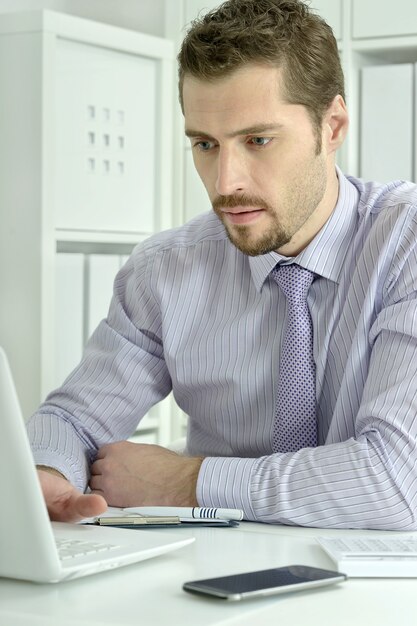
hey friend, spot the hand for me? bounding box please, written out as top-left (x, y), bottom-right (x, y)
top-left (37, 468), bottom-right (107, 523)
top-left (89, 442), bottom-right (203, 508)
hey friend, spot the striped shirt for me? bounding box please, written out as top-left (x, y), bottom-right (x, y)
top-left (28, 168), bottom-right (417, 529)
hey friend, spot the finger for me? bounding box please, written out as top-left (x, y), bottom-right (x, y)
top-left (39, 472), bottom-right (107, 522)
top-left (90, 459), bottom-right (105, 475)
top-left (53, 492), bottom-right (107, 523)
top-left (75, 493), bottom-right (107, 519)
top-left (88, 474), bottom-right (103, 492)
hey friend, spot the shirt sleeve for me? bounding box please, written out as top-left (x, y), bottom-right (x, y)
top-left (27, 245), bottom-right (172, 491)
top-left (197, 262), bottom-right (417, 531)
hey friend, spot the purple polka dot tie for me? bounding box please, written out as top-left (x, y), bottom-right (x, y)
top-left (271, 264), bottom-right (317, 453)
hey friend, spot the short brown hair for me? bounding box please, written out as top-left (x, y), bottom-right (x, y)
top-left (178, 0), bottom-right (345, 145)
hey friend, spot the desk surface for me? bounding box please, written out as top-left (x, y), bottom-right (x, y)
top-left (1, 522), bottom-right (415, 626)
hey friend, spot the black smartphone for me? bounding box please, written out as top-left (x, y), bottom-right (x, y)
top-left (183, 565), bottom-right (346, 601)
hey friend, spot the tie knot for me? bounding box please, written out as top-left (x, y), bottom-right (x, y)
top-left (271, 264), bottom-right (315, 306)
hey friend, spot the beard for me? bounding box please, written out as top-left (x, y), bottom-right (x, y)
top-left (211, 153), bottom-right (327, 257)
top-left (221, 211), bottom-right (293, 256)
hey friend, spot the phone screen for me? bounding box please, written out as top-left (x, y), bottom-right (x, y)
top-left (183, 565), bottom-right (346, 600)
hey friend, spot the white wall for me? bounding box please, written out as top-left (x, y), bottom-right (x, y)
top-left (0, 0), bottom-right (166, 36)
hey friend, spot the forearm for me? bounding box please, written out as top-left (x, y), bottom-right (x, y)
top-left (27, 316), bottom-right (172, 493)
top-left (197, 436), bottom-right (417, 530)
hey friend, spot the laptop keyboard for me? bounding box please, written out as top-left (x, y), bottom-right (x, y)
top-left (57, 538), bottom-right (120, 561)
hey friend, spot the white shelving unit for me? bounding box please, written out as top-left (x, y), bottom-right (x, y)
top-left (0, 10), bottom-right (175, 444)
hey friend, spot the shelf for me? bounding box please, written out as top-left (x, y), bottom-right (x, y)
top-left (352, 36), bottom-right (417, 53)
top-left (55, 229), bottom-right (147, 246)
top-left (0, 10), bottom-right (173, 60)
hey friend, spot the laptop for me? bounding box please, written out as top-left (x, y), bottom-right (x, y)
top-left (0, 347), bottom-right (194, 583)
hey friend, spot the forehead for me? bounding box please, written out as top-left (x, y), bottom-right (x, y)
top-left (183, 64), bottom-right (281, 112)
top-left (182, 64), bottom-right (306, 133)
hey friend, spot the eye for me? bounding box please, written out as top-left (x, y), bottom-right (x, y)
top-left (193, 140), bottom-right (216, 152)
top-left (249, 137), bottom-right (272, 147)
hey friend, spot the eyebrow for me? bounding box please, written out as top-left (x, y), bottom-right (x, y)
top-left (184, 123), bottom-right (284, 140)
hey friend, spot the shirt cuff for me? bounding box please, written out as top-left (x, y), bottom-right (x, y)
top-left (26, 413), bottom-right (90, 492)
top-left (196, 456), bottom-right (258, 520)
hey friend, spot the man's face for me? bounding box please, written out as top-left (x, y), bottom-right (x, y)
top-left (183, 64), bottom-right (341, 257)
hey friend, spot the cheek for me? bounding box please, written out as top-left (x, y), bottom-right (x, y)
top-left (192, 156), bottom-right (217, 195)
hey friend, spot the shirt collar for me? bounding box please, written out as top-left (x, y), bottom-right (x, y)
top-left (249, 167), bottom-right (360, 292)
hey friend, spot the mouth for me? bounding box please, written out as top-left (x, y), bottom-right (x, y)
top-left (221, 206), bottom-right (266, 225)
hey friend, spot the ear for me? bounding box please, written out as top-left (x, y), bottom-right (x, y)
top-left (322, 95), bottom-right (349, 155)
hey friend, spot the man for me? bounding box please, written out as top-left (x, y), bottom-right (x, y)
top-left (29, 0), bottom-right (417, 529)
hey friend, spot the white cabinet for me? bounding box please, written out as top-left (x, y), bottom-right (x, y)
top-left (55, 39), bottom-right (158, 234)
top-left (348, 3), bottom-right (417, 181)
top-left (353, 0), bottom-right (417, 39)
top-left (359, 63), bottom-right (415, 182)
top-left (0, 10), bottom-right (175, 444)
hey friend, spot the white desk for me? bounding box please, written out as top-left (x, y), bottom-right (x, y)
top-left (0, 522), bottom-right (415, 626)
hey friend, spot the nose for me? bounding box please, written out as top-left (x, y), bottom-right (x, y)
top-left (215, 146), bottom-right (247, 196)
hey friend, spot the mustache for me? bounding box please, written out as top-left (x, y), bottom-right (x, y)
top-left (212, 194), bottom-right (270, 211)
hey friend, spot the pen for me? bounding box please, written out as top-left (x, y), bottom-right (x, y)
top-left (94, 515), bottom-right (180, 526)
top-left (123, 506), bottom-right (244, 521)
